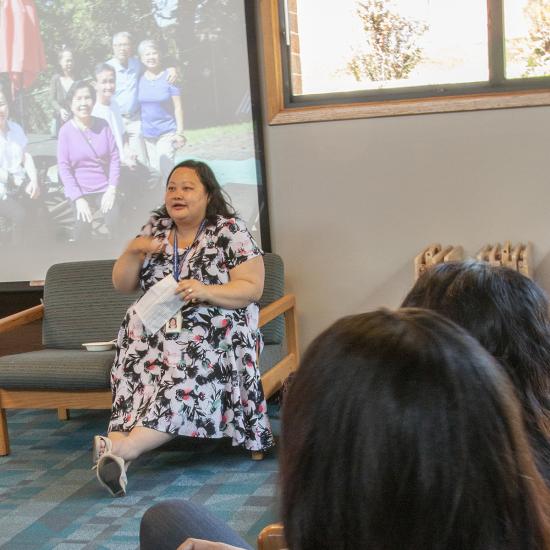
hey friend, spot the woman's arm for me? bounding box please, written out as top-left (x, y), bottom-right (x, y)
top-left (23, 152), bottom-right (39, 198)
top-left (56, 126), bottom-right (82, 201)
top-left (171, 94), bottom-right (186, 148)
top-left (172, 95), bottom-right (184, 135)
top-left (112, 236), bottom-right (164, 292)
top-left (175, 256), bottom-right (264, 309)
top-left (104, 122), bottom-right (120, 187)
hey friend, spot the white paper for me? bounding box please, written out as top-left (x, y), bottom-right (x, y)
top-left (134, 276), bottom-right (184, 334)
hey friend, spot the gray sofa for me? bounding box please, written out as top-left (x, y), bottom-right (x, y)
top-left (0, 253), bottom-right (298, 455)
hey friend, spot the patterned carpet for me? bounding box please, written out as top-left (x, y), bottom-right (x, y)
top-left (0, 409), bottom-right (280, 550)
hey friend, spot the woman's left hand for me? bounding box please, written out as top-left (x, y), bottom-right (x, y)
top-left (175, 279), bottom-right (210, 304)
top-left (101, 185), bottom-right (116, 213)
top-left (25, 179), bottom-right (40, 199)
top-left (166, 66), bottom-right (179, 84)
top-left (172, 133), bottom-right (186, 150)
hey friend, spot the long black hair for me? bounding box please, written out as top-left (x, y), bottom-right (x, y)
top-left (155, 159), bottom-right (236, 222)
top-left (281, 308), bottom-right (550, 550)
top-left (402, 260), bottom-right (550, 483)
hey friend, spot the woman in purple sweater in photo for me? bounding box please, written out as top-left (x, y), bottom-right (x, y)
top-left (57, 81), bottom-right (120, 241)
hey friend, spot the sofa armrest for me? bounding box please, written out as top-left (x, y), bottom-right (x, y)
top-left (0, 304), bottom-right (44, 334)
top-left (259, 293), bottom-right (299, 370)
top-left (259, 294), bottom-right (295, 327)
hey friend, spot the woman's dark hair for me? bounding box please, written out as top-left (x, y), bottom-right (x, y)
top-left (156, 159), bottom-right (236, 221)
top-left (66, 80), bottom-right (96, 109)
top-left (281, 308), bottom-right (550, 550)
top-left (402, 260), bottom-right (550, 482)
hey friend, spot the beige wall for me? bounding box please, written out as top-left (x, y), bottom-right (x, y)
top-left (262, 106), bottom-right (550, 348)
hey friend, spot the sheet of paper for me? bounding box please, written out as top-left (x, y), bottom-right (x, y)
top-left (134, 276), bottom-right (184, 335)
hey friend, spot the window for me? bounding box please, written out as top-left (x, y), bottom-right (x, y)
top-left (258, 0), bottom-right (550, 124)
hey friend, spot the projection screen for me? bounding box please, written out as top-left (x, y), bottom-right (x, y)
top-left (0, 0), bottom-right (268, 283)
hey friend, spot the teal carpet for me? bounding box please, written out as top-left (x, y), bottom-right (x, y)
top-left (0, 409), bottom-right (280, 549)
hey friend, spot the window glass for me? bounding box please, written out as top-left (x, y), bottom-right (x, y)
top-left (504, 0), bottom-right (550, 79)
top-left (291, 0), bottom-right (488, 96)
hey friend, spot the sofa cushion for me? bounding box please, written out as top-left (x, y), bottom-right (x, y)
top-left (0, 350), bottom-right (114, 390)
top-left (43, 260), bottom-right (139, 349)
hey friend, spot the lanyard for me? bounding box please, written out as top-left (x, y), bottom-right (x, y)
top-left (172, 220), bottom-right (206, 281)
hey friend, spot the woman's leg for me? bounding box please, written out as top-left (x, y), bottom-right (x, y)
top-left (108, 426), bottom-right (175, 462)
top-left (140, 500), bottom-right (253, 550)
top-left (156, 133), bottom-right (176, 183)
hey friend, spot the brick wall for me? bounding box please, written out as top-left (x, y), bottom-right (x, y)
top-left (287, 0), bottom-right (303, 95)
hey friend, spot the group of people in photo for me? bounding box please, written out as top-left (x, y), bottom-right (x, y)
top-left (1, 31), bottom-right (185, 243)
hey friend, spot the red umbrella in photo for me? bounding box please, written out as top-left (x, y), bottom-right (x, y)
top-left (0, 0), bottom-right (46, 96)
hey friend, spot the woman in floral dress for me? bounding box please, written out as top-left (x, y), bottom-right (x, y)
top-left (94, 159), bottom-right (273, 497)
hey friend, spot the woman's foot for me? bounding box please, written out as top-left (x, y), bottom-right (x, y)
top-left (96, 453), bottom-right (127, 497)
top-left (92, 435), bottom-right (112, 467)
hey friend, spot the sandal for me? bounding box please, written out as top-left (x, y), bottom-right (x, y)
top-left (96, 452), bottom-right (128, 497)
top-left (92, 435), bottom-right (112, 467)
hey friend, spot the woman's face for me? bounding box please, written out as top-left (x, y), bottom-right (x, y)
top-left (141, 46), bottom-right (160, 70)
top-left (165, 167), bottom-right (210, 227)
top-left (0, 93), bottom-right (9, 128)
top-left (59, 51), bottom-right (73, 74)
top-left (70, 87), bottom-right (94, 121)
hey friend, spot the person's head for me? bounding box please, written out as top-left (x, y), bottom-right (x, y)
top-left (57, 48), bottom-right (73, 75)
top-left (281, 308), bottom-right (550, 550)
top-left (169, 317), bottom-right (177, 328)
top-left (93, 63), bottom-right (116, 105)
top-left (137, 39), bottom-right (160, 71)
top-left (66, 81), bottom-right (96, 122)
top-left (112, 31), bottom-right (132, 64)
top-left (402, 261), bottom-right (550, 453)
top-left (160, 160), bottom-right (235, 226)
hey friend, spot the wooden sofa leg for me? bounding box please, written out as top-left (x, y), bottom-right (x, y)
top-left (57, 408), bottom-right (70, 421)
top-left (0, 408), bottom-right (10, 456)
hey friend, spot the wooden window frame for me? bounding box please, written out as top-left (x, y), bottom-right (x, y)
top-left (258, 0), bottom-right (550, 125)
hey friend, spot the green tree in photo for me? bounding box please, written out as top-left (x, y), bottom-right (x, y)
top-left (347, 0), bottom-right (428, 82)
top-left (523, 0), bottom-right (550, 76)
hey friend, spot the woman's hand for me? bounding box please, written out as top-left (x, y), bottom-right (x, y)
top-left (177, 539), bottom-right (246, 550)
top-left (25, 179), bottom-right (40, 199)
top-left (101, 185), bottom-right (116, 213)
top-left (172, 133), bottom-right (186, 150)
top-left (60, 108), bottom-right (70, 122)
top-left (75, 197), bottom-right (93, 223)
top-left (166, 66), bottom-right (179, 84)
top-left (175, 279), bottom-right (210, 304)
top-left (126, 236), bottom-right (164, 257)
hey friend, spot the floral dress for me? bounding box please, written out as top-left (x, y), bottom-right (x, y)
top-left (108, 213), bottom-right (274, 452)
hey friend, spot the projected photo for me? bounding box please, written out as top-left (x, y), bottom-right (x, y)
top-left (0, 0), bottom-right (265, 282)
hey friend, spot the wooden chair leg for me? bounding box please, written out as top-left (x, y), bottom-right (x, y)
top-left (251, 451), bottom-right (264, 461)
top-left (0, 408), bottom-right (10, 456)
top-left (57, 408), bottom-right (70, 421)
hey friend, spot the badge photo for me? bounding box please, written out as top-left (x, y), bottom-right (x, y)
top-left (165, 311), bottom-right (182, 334)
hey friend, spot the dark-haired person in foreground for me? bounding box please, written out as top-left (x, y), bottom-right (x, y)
top-left (402, 260), bottom-right (550, 484)
top-left (93, 160), bottom-right (273, 497)
top-left (140, 308), bottom-right (550, 550)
